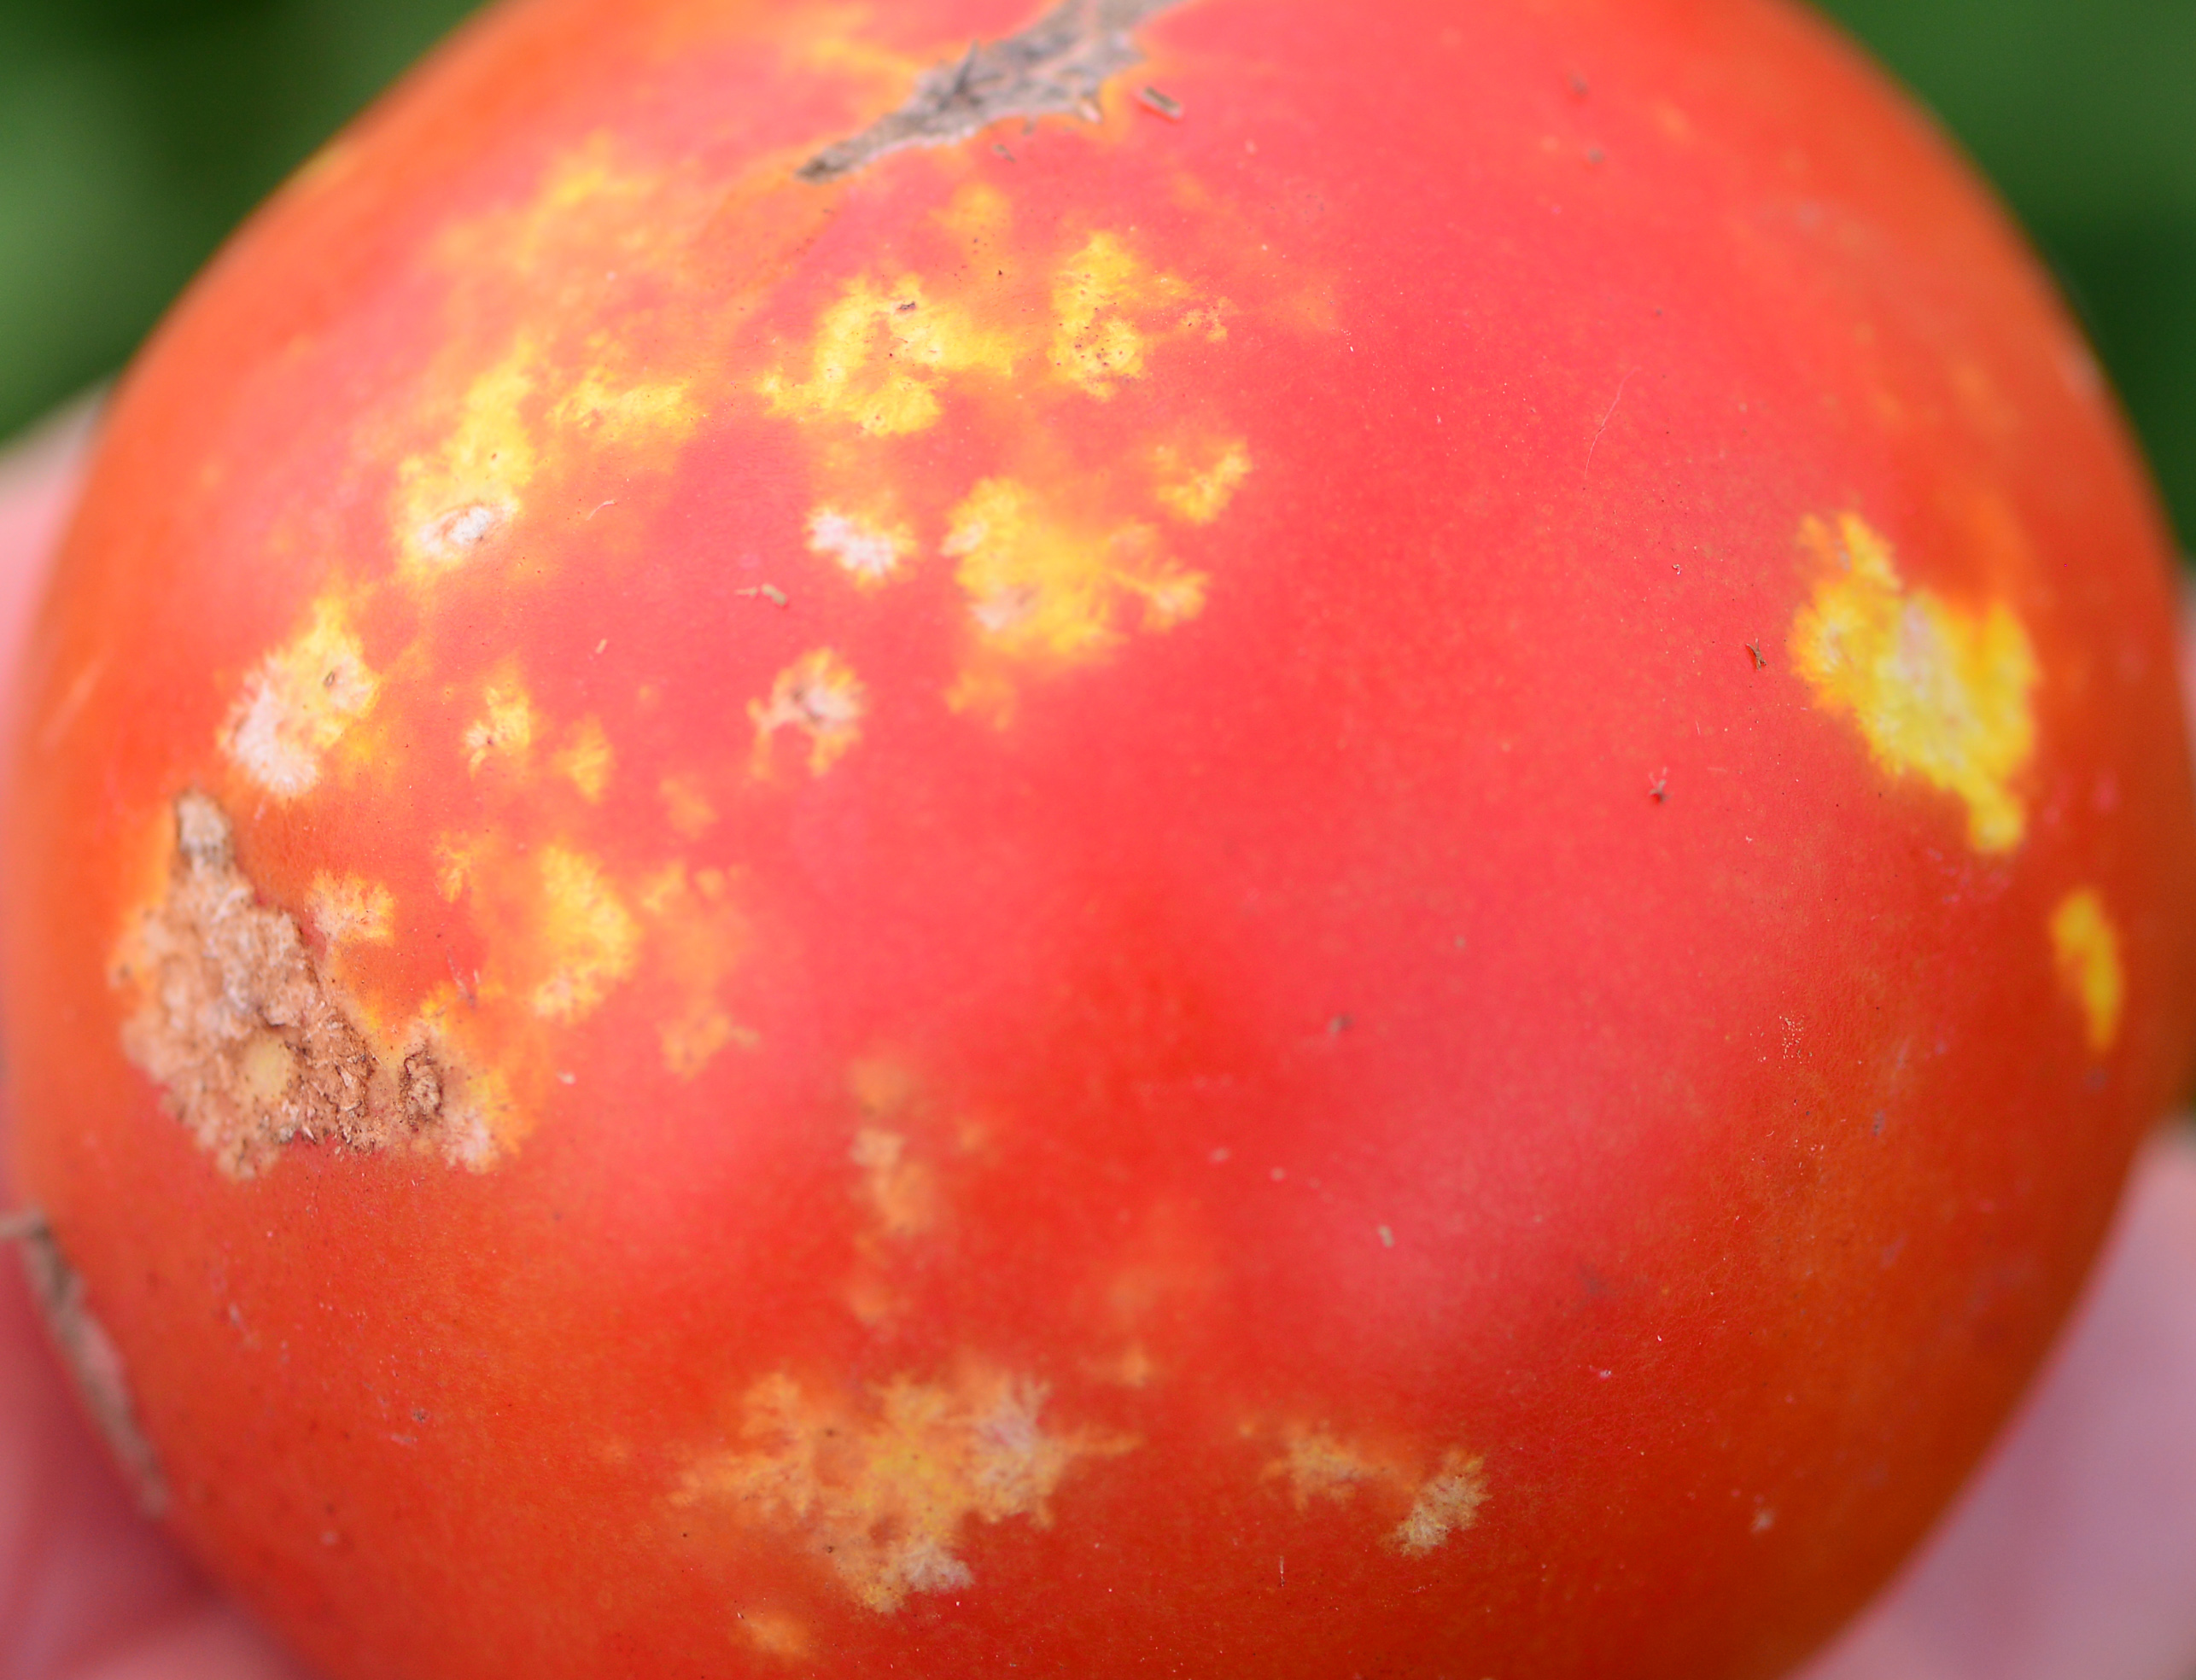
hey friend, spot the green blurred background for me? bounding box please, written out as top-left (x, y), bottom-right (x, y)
top-left (1, 0), bottom-right (2192, 551)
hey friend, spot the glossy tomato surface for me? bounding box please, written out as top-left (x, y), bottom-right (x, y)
top-left (5, 0), bottom-right (2193, 1675)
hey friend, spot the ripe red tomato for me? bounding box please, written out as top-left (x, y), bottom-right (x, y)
top-left (6, 0), bottom-right (2193, 1675)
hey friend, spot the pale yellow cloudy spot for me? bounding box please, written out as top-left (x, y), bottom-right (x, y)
top-left (757, 274), bottom-right (1017, 436)
top-left (943, 666), bottom-right (1019, 729)
top-left (660, 1003), bottom-right (753, 1079)
top-left (944, 477), bottom-right (1208, 663)
top-left (432, 833), bottom-right (482, 902)
top-left (464, 679), bottom-right (537, 775)
top-left (1153, 437), bottom-right (1253, 525)
top-left (527, 844), bottom-right (641, 1023)
top-left (934, 180), bottom-right (1013, 242)
top-left (675, 1368), bottom-right (1136, 1613)
top-left (750, 648), bottom-right (867, 776)
top-left (1789, 511), bottom-right (2037, 854)
top-left (220, 594), bottom-right (381, 798)
top-left (807, 505), bottom-right (914, 586)
top-left (2050, 886), bottom-right (2125, 1053)
top-left (549, 371), bottom-right (698, 441)
top-left (637, 861), bottom-right (755, 1079)
top-left (553, 716), bottom-right (614, 802)
top-left (850, 1128), bottom-right (938, 1239)
top-left (659, 773), bottom-right (718, 838)
top-left (307, 873), bottom-right (396, 948)
top-left (739, 1610), bottom-right (814, 1663)
top-left (396, 340), bottom-right (538, 578)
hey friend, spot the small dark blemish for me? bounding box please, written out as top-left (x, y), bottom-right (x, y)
top-left (1137, 85), bottom-right (1183, 120)
top-left (1746, 642), bottom-right (1766, 670)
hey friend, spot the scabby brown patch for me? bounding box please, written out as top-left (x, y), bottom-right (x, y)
top-left (111, 790), bottom-right (483, 1177)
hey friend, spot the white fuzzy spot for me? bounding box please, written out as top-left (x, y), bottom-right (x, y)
top-left (807, 507), bottom-right (912, 586)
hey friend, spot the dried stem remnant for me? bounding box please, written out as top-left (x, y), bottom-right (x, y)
top-left (798, 0), bottom-right (1184, 183)
top-left (16, 1215), bottom-right (168, 1515)
top-left (114, 790), bottom-right (467, 1177)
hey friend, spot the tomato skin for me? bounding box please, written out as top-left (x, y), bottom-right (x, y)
top-left (6, 0), bottom-right (2194, 1675)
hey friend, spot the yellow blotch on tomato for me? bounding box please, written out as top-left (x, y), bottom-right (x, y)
top-left (2050, 887), bottom-right (2125, 1053)
top-left (552, 717), bottom-right (614, 802)
top-left (757, 274), bottom-right (1017, 437)
top-left (1153, 436), bottom-right (1253, 525)
top-left (943, 477), bottom-right (1207, 664)
top-left (395, 340), bottom-right (537, 578)
top-left (464, 675), bottom-right (536, 776)
top-left (1789, 511), bottom-right (2037, 854)
top-left (513, 843), bottom-right (643, 1024)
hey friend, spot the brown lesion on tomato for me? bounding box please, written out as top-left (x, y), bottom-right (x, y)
top-left (1259, 1422), bottom-right (1489, 1556)
top-left (109, 791), bottom-right (499, 1177)
top-left (672, 1364), bottom-right (1136, 1612)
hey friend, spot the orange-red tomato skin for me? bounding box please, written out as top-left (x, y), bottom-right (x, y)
top-left (6, 2), bottom-right (2195, 1677)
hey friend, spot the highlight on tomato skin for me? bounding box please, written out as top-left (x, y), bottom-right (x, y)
top-left (3, 0), bottom-right (2193, 1677)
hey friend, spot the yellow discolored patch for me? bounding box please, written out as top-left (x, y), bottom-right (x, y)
top-left (395, 340), bottom-right (536, 578)
top-left (306, 873), bottom-right (397, 948)
top-left (553, 716), bottom-right (615, 802)
top-left (750, 649), bottom-right (867, 776)
top-left (1153, 437), bottom-right (1253, 525)
top-left (757, 274), bottom-right (1017, 437)
top-left (464, 677), bottom-right (537, 775)
top-left (220, 595), bottom-right (382, 798)
top-left (675, 1367), bottom-right (1136, 1613)
top-left (549, 371), bottom-right (697, 441)
top-left (1049, 231), bottom-right (1194, 399)
top-left (2049, 886), bottom-right (2125, 1053)
top-left (944, 477), bottom-right (1208, 663)
top-left (1789, 511), bottom-right (2038, 854)
top-left (525, 844), bottom-right (642, 1024)
top-left (807, 505), bottom-right (914, 586)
